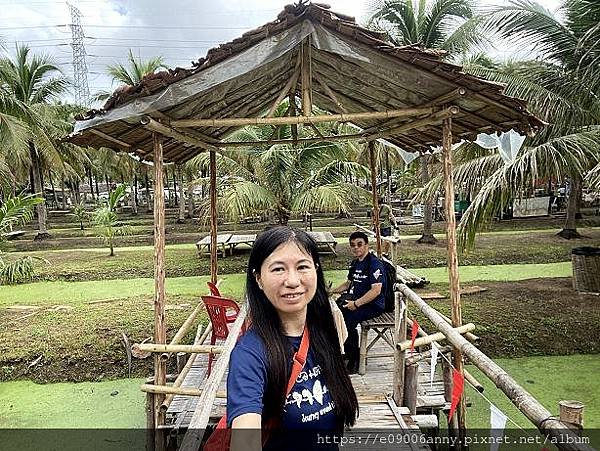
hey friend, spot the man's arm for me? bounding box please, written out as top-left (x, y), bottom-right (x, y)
top-left (354, 283), bottom-right (382, 307)
top-left (331, 279), bottom-right (351, 294)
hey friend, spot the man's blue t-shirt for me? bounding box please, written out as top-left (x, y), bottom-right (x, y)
top-left (227, 329), bottom-right (337, 431)
top-left (348, 252), bottom-right (386, 310)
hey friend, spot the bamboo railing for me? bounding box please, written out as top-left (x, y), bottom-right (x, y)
top-left (397, 283), bottom-right (594, 451)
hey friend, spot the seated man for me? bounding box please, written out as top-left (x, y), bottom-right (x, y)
top-left (331, 231), bottom-right (386, 374)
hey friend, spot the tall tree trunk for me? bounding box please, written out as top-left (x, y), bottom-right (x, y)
top-left (29, 141), bottom-right (50, 239)
top-left (558, 176), bottom-right (582, 239)
top-left (177, 165), bottom-right (185, 223)
top-left (48, 170), bottom-right (58, 209)
top-left (61, 174), bottom-right (66, 210)
top-left (186, 172), bottom-right (194, 219)
top-left (385, 150), bottom-right (392, 204)
top-left (164, 170), bottom-right (171, 207)
top-left (129, 179), bottom-right (138, 214)
top-left (173, 166), bottom-right (179, 206)
top-left (74, 180), bottom-right (81, 204)
top-left (144, 169), bottom-right (152, 213)
top-left (417, 155), bottom-right (437, 244)
top-left (95, 175), bottom-right (100, 197)
top-left (88, 167), bottom-right (95, 201)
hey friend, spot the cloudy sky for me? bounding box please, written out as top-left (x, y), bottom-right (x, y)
top-left (1, 0), bottom-right (562, 103)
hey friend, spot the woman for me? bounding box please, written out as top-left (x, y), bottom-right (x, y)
top-left (227, 227), bottom-right (358, 450)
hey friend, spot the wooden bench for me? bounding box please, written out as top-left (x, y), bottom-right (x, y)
top-left (359, 311), bottom-right (395, 375)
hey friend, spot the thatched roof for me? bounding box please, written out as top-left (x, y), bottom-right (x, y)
top-left (69, 1), bottom-right (543, 163)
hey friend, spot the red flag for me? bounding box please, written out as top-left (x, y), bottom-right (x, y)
top-left (449, 369), bottom-right (465, 421)
top-left (410, 319), bottom-right (419, 351)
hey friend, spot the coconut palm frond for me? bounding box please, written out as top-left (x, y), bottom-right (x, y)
top-left (220, 180), bottom-right (277, 222)
top-left (107, 49), bottom-right (166, 87)
top-left (308, 160), bottom-right (371, 185)
top-left (0, 193), bottom-right (43, 236)
top-left (458, 127), bottom-right (600, 249)
top-left (441, 15), bottom-right (488, 57)
top-left (0, 255), bottom-right (48, 285)
top-left (483, 0), bottom-right (577, 65)
top-left (423, 0), bottom-right (476, 48)
top-left (585, 162), bottom-right (600, 190)
top-left (292, 182), bottom-right (371, 214)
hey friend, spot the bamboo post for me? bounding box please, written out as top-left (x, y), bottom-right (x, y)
top-left (392, 291), bottom-right (407, 405)
top-left (301, 36), bottom-right (312, 116)
top-left (559, 400), bottom-right (584, 431)
top-left (399, 283), bottom-right (595, 451)
top-left (146, 391), bottom-right (155, 451)
top-left (152, 132), bottom-right (167, 451)
top-left (209, 149), bottom-right (218, 284)
top-left (441, 117), bottom-right (467, 446)
top-left (177, 164), bottom-right (185, 223)
top-left (176, 353), bottom-right (186, 374)
top-left (403, 362), bottom-right (418, 414)
top-left (368, 141), bottom-right (382, 257)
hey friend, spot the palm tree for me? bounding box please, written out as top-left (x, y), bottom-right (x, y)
top-left (188, 107), bottom-right (372, 225)
top-left (0, 193), bottom-right (47, 284)
top-left (93, 49), bottom-right (167, 103)
top-left (367, 0), bottom-right (485, 243)
top-left (451, 0), bottom-right (600, 243)
top-left (0, 44), bottom-right (69, 239)
top-left (93, 184), bottom-right (132, 256)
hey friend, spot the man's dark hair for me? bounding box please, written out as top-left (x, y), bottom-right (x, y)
top-left (349, 231), bottom-right (369, 243)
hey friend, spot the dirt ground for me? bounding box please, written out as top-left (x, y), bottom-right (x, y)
top-left (415, 277), bottom-right (600, 358)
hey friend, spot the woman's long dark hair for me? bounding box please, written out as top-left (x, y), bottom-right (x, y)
top-left (246, 226), bottom-right (358, 429)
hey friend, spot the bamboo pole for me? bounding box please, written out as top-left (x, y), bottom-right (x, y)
top-left (403, 363), bottom-right (418, 414)
top-left (141, 384), bottom-right (226, 398)
top-left (170, 107), bottom-right (434, 128)
top-left (392, 292), bottom-right (406, 405)
top-left (159, 302), bottom-right (203, 362)
top-left (209, 149), bottom-right (218, 285)
top-left (442, 117), bottom-right (467, 446)
top-left (368, 141), bottom-right (382, 257)
top-left (142, 116), bottom-right (220, 152)
top-left (136, 343), bottom-right (223, 354)
top-left (438, 311), bottom-right (479, 342)
top-left (399, 284), bottom-right (594, 451)
top-left (314, 72), bottom-right (347, 113)
top-left (397, 324), bottom-right (475, 351)
top-left (224, 131), bottom-right (365, 148)
top-left (266, 65), bottom-right (301, 118)
top-left (160, 324), bottom-right (212, 412)
top-left (301, 37), bottom-right (312, 116)
top-left (152, 132), bottom-right (167, 451)
top-left (89, 129), bottom-right (132, 149)
top-left (180, 306), bottom-right (248, 451)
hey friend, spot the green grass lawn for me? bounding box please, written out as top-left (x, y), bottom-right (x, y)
top-left (6, 228), bottom-right (598, 282)
top-left (0, 262), bottom-right (574, 306)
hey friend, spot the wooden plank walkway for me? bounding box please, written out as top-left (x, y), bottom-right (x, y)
top-left (166, 326), bottom-right (442, 449)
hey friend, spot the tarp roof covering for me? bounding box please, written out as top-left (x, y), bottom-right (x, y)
top-left (69, 1), bottom-right (543, 163)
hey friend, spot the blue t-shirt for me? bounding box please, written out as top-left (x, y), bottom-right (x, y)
top-left (348, 252), bottom-right (386, 310)
top-left (227, 329), bottom-right (337, 431)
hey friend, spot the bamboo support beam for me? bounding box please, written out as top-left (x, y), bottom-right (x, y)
top-left (180, 306), bottom-right (248, 451)
top-left (368, 141), bottom-right (382, 257)
top-left (301, 37), bottom-right (312, 116)
top-left (399, 284), bottom-right (594, 451)
top-left (152, 132), bottom-right (167, 449)
top-left (314, 72), bottom-right (347, 113)
top-left (142, 116), bottom-right (220, 152)
top-left (89, 129), bottom-right (132, 149)
top-left (392, 292), bottom-right (407, 405)
top-left (266, 66), bottom-right (301, 118)
top-left (223, 132), bottom-right (365, 148)
top-left (160, 324), bottom-right (212, 412)
top-left (135, 343), bottom-right (223, 354)
top-left (170, 107), bottom-right (434, 128)
top-left (209, 149), bottom-right (218, 285)
top-left (397, 324), bottom-right (475, 351)
top-left (141, 384), bottom-right (226, 398)
top-left (362, 106), bottom-right (459, 143)
top-left (442, 117), bottom-right (467, 445)
top-left (438, 311), bottom-right (479, 342)
top-left (159, 302), bottom-right (203, 362)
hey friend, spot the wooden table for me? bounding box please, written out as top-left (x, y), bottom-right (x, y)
top-left (307, 231), bottom-right (338, 255)
top-left (196, 233), bottom-right (232, 257)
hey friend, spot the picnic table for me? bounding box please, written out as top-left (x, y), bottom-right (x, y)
top-left (307, 231), bottom-right (338, 255)
top-left (196, 231), bottom-right (338, 257)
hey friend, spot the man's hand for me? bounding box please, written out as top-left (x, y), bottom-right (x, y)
top-left (344, 300), bottom-right (358, 311)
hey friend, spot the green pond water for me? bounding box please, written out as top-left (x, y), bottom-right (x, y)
top-left (0, 355), bottom-right (598, 449)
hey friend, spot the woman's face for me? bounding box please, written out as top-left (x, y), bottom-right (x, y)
top-left (256, 241), bottom-right (317, 318)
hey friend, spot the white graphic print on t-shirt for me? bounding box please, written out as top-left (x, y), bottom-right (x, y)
top-left (284, 364), bottom-right (335, 423)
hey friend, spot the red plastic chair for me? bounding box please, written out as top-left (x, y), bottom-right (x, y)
top-left (201, 294), bottom-right (246, 376)
top-left (207, 281), bottom-right (221, 297)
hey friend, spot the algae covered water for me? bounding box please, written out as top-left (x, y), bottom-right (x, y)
top-left (0, 378), bottom-right (146, 451)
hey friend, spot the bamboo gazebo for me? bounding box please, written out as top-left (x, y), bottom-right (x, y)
top-left (69, 2), bottom-right (589, 450)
